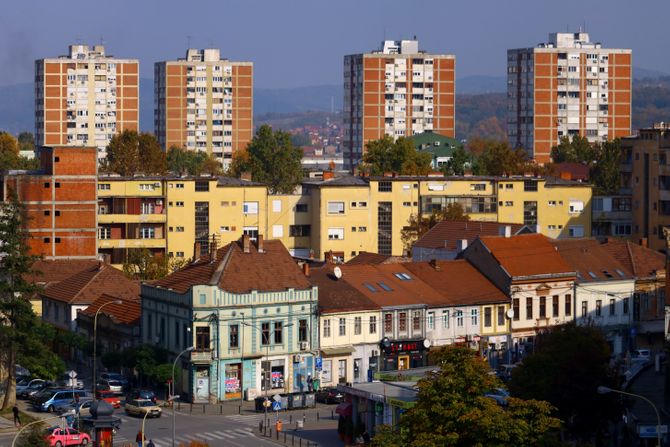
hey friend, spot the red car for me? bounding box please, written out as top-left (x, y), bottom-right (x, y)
top-left (45, 427), bottom-right (90, 446)
top-left (96, 390), bottom-right (121, 409)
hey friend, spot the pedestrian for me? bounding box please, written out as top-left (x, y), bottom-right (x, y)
top-left (307, 373), bottom-right (314, 392)
top-left (136, 430), bottom-right (143, 447)
top-left (146, 440), bottom-right (155, 447)
top-left (12, 405), bottom-right (20, 427)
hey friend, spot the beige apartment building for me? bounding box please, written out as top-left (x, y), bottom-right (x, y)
top-left (154, 49), bottom-right (253, 169)
top-left (508, 32), bottom-right (631, 163)
top-left (35, 45), bottom-right (139, 159)
top-left (344, 40), bottom-right (455, 171)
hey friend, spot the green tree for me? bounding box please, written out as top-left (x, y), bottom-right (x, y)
top-left (550, 135), bottom-right (596, 164)
top-left (18, 321), bottom-right (65, 380)
top-left (591, 139), bottom-right (622, 195)
top-left (138, 132), bottom-right (167, 175)
top-left (122, 248), bottom-right (169, 280)
top-left (15, 423), bottom-right (50, 447)
top-left (372, 345), bottom-right (560, 446)
top-left (167, 146), bottom-right (222, 176)
top-left (103, 129), bottom-right (141, 176)
top-left (361, 136), bottom-right (432, 176)
top-left (509, 323), bottom-right (621, 440)
top-left (229, 125), bottom-right (304, 194)
top-left (0, 132), bottom-right (20, 171)
top-left (477, 140), bottom-right (528, 176)
top-left (17, 132), bottom-right (34, 154)
top-left (400, 203), bottom-right (469, 254)
top-left (443, 146), bottom-right (473, 176)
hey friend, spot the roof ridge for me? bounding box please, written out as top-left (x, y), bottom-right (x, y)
top-left (210, 242), bottom-right (235, 286)
top-left (625, 241), bottom-right (638, 276)
top-left (69, 264), bottom-right (105, 303)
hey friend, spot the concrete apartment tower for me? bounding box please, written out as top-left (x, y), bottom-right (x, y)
top-left (507, 32), bottom-right (632, 163)
top-left (343, 40), bottom-right (455, 171)
top-left (154, 49), bottom-right (253, 169)
top-left (35, 45), bottom-right (139, 159)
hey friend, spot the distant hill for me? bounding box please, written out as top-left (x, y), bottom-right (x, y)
top-left (457, 75), bottom-right (506, 94)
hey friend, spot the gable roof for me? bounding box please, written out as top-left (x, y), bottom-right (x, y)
top-left (79, 294), bottom-right (141, 326)
top-left (552, 239), bottom-right (633, 282)
top-left (40, 263), bottom-right (140, 305)
top-left (308, 265), bottom-right (380, 314)
top-left (345, 252), bottom-right (409, 265)
top-left (477, 233), bottom-right (575, 279)
top-left (600, 238), bottom-right (665, 279)
top-left (414, 220), bottom-right (528, 250)
top-left (25, 259), bottom-right (102, 286)
top-left (403, 260), bottom-right (508, 306)
top-left (151, 238), bottom-right (312, 295)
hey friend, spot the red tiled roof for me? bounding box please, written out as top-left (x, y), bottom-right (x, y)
top-left (554, 162), bottom-right (590, 181)
top-left (79, 294), bottom-right (141, 326)
top-left (478, 233), bottom-right (574, 279)
top-left (414, 220), bottom-right (527, 250)
top-left (552, 239), bottom-right (633, 282)
top-left (345, 252), bottom-right (391, 265)
top-left (25, 259), bottom-right (102, 285)
top-left (40, 263), bottom-right (140, 305)
top-left (308, 266), bottom-right (380, 314)
top-left (600, 239), bottom-right (665, 278)
top-left (403, 260), bottom-right (508, 305)
top-left (152, 238), bottom-right (312, 294)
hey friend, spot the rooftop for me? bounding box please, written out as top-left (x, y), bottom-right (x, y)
top-left (553, 239), bottom-right (633, 282)
top-left (308, 265), bottom-right (380, 314)
top-left (79, 294), bottom-right (141, 326)
top-left (414, 220), bottom-right (528, 250)
top-left (599, 239), bottom-right (665, 279)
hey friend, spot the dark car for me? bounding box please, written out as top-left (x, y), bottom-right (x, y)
top-left (127, 389), bottom-right (156, 404)
top-left (315, 387), bottom-right (343, 404)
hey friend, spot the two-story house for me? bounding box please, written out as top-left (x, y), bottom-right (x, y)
top-left (142, 235), bottom-right (318, 402)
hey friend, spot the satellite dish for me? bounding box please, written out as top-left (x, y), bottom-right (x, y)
top-left (423, 339), bottom-right (431, 349)
top-left (506, 309), bottom-right (515, 319)
top-left (333, 266), bottom-right (342, 279)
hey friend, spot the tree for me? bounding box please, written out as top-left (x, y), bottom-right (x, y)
top-left (229, 125), bottom-right (304, 194)
top-left (591, 139), bottom-right (622, 195)
top-left (167, 146), bottom-right (222, 176)
top-left (103, 130), bottom-right (141, 176)
top-left (361, 136), bottom-right (432, 176)
top-left (372, 345), bottom-right (560, 446)
top-left (477, 140), bottom-right (529, 176)
top-left (509, 323), bottom-right (621, 440)
top-left (138, 132), bottom-right (167, 175)
top-left (442, 146), bottom-right (472, 176)
top-left (550, 135), bottom-right (595, 164)
top-left (122, 249), bottom-right (169, 280)
top-left (17, 132), bottom-right (34, 155)
top-left (0, 132), bottom-right (20, 171)
top-left (400, 203), bottom-right (469, 254)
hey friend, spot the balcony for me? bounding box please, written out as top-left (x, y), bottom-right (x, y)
top-left (191, 349), bottom-right (213, 364)
top-left (98, 238), bottom-right (166, 250)
top-left (98, 213), bottom-right (166, 224)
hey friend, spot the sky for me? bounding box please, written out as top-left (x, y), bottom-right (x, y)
top-left (1, 0), bottom-right (668, 89)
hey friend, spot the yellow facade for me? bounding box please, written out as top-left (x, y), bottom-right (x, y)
top-left (479, 303), bottom-right (511, 339)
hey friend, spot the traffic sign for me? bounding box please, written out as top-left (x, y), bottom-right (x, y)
top-left (638, 425), bottom-right (668, 438)
top-left (272, 401), bottom-right (282, 411)
top-left (273, 393), bottom-right (282, 402)
top-left (315, 357), bottom-right (323, 370)
top-left (68, 370), bottom-right (77, 379)
top-left (263, 399), bottom-right (272, 408)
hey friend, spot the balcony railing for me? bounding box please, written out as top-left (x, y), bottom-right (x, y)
top-left (191, 349), bottom-right (213, 364)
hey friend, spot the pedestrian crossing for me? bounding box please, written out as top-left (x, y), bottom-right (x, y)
top-left (113, 426), bottom-right (255, 446)
top-left (225, 412), bottom-right (283, 426)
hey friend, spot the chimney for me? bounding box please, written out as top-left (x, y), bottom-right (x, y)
top-left (456, 239), bottom-right (468, 252)
top-left (324, 250), bottom-right (334, 264)
top-left (257, 234), bottom-right (264, 253)
top-left (429, 259), bottom-right (441, 271)
top-left (242, 234), bottom-right (251, 253)
top-left (240, 171), bottom-right (252, 182)
top-left (194, 242), bottom-right (202, 260)
top-left (640, 238), bottom-right (648, 248)
top-left (302, 262), bottom-right (310, 277)
top-left (504, 225), bottom-right (512, 238)
top-left (322, 171), bottom-right (334, 180)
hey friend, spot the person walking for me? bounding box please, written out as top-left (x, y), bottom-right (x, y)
top-left (12, 405), bottom-right (20, 427)
top-left (146, 440), bottom-right (155, 447)
top-left (135, 430), bottom-right (144, 447)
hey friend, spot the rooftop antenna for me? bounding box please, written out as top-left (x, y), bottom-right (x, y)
top-left (187, 35), bottom-right (192, 50)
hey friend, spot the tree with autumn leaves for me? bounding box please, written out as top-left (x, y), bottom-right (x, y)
top-left (371, 345), bottom-right (560, 447)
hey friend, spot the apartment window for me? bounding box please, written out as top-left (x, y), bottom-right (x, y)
top-left (484, 307), bottom-right (492, 327)
top-left (327, 201), bottom-right (345, 214)
top-left (513, 299), bottom-right (520, 321)
top-left (339, 318), bottom-right (346, 336)
top-left (175, 183), bottom-right (185, 189)
top-left (565, 294), bottom-right (572, 316)
top-left (526, 298), bottom-right (533, 320)
top-left (581, 301), bottom-right (587, 318)
top-left (497, 306), bottom-right (505, 326)
top-left (623, 298), bottom-right (629, 315)
top-left (569, 225), bottom-right (584, 237)
top-left (195, 181), bottom-right (209, 192)
top-left (243, 201), bottom-right (258, 214)
top-left (369, 316), bottom-right (377, 334)
top-left (229, 324), bottom-right (239, 348)
top-left (289, 225), bottom-right (311, 237)
top-left (298, 319), bottom-right (308, 342)
top-left (272, 225), bottom-right (283, 238)
top-left (378, 181), bottom-right (392, 192)
top-left (456, 311), bottom-right (464, 327)
top-left (323, 319), bottom-right (331, 338)
top-left (384, 313), bottom-right (393, 334)
top-left (470, 183), bottom-right (486, 191)
top-left (442, 310), bottom-right (450, 329)
top-left (399, 312), bottom-right (407, 332)
top-left (328, 228), bottom-right (344, 240)
top-left (99, 227), bottom-right (111, 240)
top-left (552, 295), bottom-right (559, 317)
top-left (413, 311), bottom-right (421, 331)
top-left (609, 299), bottom-right (616, 316)
top-left (427, 312), bottom-right (435, 330)
top-left (295, 203), bottom-right (308, 213)
top-left (524, 180), bottom-right (538, 192)
top-left (338, 360), bottom-right (347, 382)
top-left (261, 322), bottom-right (270, 345)
top-left (98, 183), bottom-right (110, 190)
top-left (274, 322), bottom-right (283, 344)
top-left (175, 201), bottom-right (184, 207)
top-left (569, 200), bottom-right (584, 214)
top-left (140, 227), bottom-right (155, 239)
top-left (470, 309), bottom-right (478, 326)
top-left (539, 296), bottom-right (546, 318)
top-left (354, 317), bottom-right (362, 335)
top-left (175, 226), bottom-right (184, 232)
top-left (595, 300), bottom-right (603, 317)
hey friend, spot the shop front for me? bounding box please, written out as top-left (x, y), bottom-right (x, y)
top-left (380, 338), bottom-right (429, 371)
top-left (319, 346), bottom-right (355, 387)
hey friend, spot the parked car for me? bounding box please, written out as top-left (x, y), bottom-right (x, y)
top-left (99, 372), bottom-right (129, 390)
top-left (632, 349), bottom-right (651, 362)
top-left (56, 398), bottom-right (94, 416)
top-left (17, 378), bottom-right (46, 398)
top-left (484, 388), bottom-right (510, 406)
top-left (125, 399), bottom-right (161, 418)
top-left (315, 387), bottom-right (343, 404)
top-left (127, 389), bottom-right (157, 404)
top-left (96, 390), bottom-right (122, 408)
top-left (496, 364), bottom-right (518, 383)
top-left (32, 389), bottom-right (89, 413)
top-left (96, 379), bottom-right (123, 394)
top-left (44, 426), bottom-right (90, 446)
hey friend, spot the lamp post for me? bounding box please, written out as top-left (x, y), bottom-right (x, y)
top-left (597, 385), bottom-right (662, 447)
top-left (92, 299), bottom-right (123, 395)
top-left (242, 321), bottom-right (293, 433)
top-left (171, 346), bottom-right (194, 447)
top-left (141, 405), bottom-right (151, 447)
top-left (12, 415), bottom-right (65, 447)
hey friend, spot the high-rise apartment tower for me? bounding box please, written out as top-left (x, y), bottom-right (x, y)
top-left (343, 40), bottom-right (455, 171)
top-left (507, 32), bottom-right (631, 162)
top-left (35, 45), bottom-right (139, 159)
top-left (154, 49), bottom-right (253, 169)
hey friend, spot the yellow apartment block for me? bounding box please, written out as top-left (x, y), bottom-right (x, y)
top-left (97, 174), bottom-right (592, 264)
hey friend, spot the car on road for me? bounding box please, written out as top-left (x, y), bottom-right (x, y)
top-left (484, 388), bottom-right (510, 406)
top-left (44, 426), bottom-right (91, 446)
top-left (96, 379), bottom-right (123, 394)
top-left (127, 389), bottom-right (157, 404)
top-left (315, 387), bottom-right (343, 404)
top-left (125, 399), bottom-right (162, 418)
top-left (96, 390), bottom-right (122, 408)
top-left (100, 372), bottom-right (129, 390)
top-left (32, 389), bottom-right (89, 413)
top-left (632, 349), bottom-right (651, 362)
top-left (56, 398), bottom-right (95, 416)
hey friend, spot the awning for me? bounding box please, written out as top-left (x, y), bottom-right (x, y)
top-left (335, 402), bottom-right (352, 417)
top-left (320, 345), bottom-right (356, 357)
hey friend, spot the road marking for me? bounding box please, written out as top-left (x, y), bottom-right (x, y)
top-left (215, 430), bottom-right (237, 438)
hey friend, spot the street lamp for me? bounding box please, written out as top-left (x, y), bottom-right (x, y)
top-left (597, 385), bottom-right (662, 447)
top-left (12, 415), bottom-right (66, 447)
top-left (141, 405), bottom-right (152, 447)
top-left (242, 321), bottom-right (293, 433)
top-left (92, 299), bottom-right (123, 395)
top-left (171, 346), bottom-right (195, 447)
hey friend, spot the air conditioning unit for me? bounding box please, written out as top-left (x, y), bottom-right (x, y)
top-left (299, 341), bottom-right (309, 351)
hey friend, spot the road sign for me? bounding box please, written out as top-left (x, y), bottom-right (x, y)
top-left (68, 370), bottom-right (77, 379)
top-left (272, 401), bottom-right (282, 411)
top-left (273, 394), bottom-right (282, 402)
top-left (638, 425), bottom-right (668, 438)
top-left (263, 399), bottom-right (272, 408)
top-left (315, 357), bottom-right (323, 370)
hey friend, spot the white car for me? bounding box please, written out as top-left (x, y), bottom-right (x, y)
top-left (632, 349), bottom-right (651, 362)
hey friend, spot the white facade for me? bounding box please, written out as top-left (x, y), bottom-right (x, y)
top-left (425, 305), bottom-right (481, 348)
